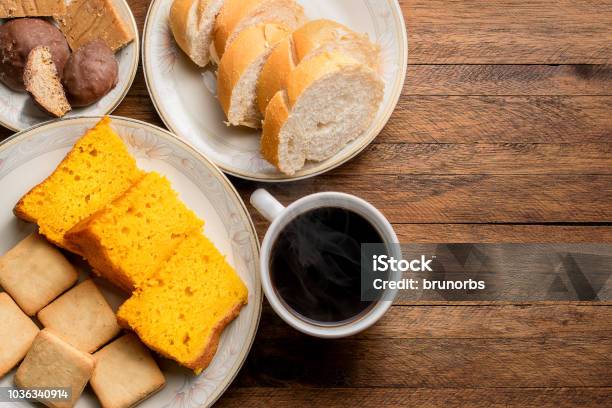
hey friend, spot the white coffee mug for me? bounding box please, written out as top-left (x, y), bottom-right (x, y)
top-left (250, 189), bottom-right (401, 338)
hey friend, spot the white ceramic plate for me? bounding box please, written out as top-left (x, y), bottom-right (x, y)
top-left (0, 116), bottom-right (261, 408)
top-left (143, 0), bottom-right (407, 181)
top-left (0, 0), bottom-right (139, 132)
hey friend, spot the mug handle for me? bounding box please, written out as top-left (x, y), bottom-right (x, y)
top-left (250, 189), bottom-right (286, 222)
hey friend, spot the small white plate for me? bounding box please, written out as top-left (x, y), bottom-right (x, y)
top-left (142, 0), bottom-right (407, 181)
top-left (0, 0), bottom-right (139, 132)
top-left (0, 116), bottom-right (261, 408)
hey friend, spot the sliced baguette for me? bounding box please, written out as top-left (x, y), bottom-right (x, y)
top-left (218, 23), bottom-right (290, 128)
top-left (257, 19), bottom-right (380, 115)
top-left (212, 0), bottom-right (305, 62)
top-left (169, 0), bottom-right (225, 67)
top-left (261, 51), bottom-right (384, 175)
top-left (23, 46), bottom-right (71, 118)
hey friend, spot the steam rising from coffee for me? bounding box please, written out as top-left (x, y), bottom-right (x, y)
top-left (270, 207), bottom-right (383, 324)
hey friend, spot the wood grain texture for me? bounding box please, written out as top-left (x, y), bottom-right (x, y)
top-left (217, 387), bottom-right (612, 408)
top-left (235, 337), bottom-right (612, 388)
top-left (0, 0), bottom-right (609, 406)
top-left (256, 304), bottom-right (612, 340)
top-left (404, 0), bottom-right (612, 64)
top-left (249, 220), bottom-right (612, 245)
top-left (394, 224), bottom-right (612, 243)
top-left (406, 65), bottom-right (612, 96)
top-left (238, 175), bottom-right (612, 223)
top-left (381, 96), bottom-right (612, 143)
top-left (339, 143), bottom-right (612, 175)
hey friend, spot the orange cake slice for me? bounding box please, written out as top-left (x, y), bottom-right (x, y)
top-left (117, 233), bottom-right (248, 373)
top-left (65, 172), bottom-right (204, 291)
top-left (14, 117), bottom-right (144, 252)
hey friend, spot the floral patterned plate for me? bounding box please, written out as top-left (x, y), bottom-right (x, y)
top-left (0, 116), bottom-right (261, 408)
top-left (0, 0), bottom-right (139, 131)
top-left (142, 0), bottom-right (407, 181)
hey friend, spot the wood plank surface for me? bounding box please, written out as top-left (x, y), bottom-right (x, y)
top-left (239, 175), bottom-right (612, 223)
top-left (404, 0), bottom-right (612, 64)
top-left (394, 224), bottom-right (612, 243)
top-left (235, 337), bottom-right (611, 388)
top-left (1, 0), bottom-right (611, 406)
top-left (248, 221), bottom-right (612, 245)
top-left (338, 143), bottom-right (612, 175)
top-left (406, 65), bottom-right (612, 96)
top-left (381, 96), bottom-right (612, 143)
top-left (217, 387), bottom-right (612, 408)
top-left (257, 304), bottom-right (612, 340)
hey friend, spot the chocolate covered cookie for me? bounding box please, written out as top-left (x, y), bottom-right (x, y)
top-left (62, 39), bottom-right (118, 107)
top-left (0, 18), bottom-right (70, 91)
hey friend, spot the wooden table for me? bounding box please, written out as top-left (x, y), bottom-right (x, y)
top-left (2, 1), bottom-right (612, 406)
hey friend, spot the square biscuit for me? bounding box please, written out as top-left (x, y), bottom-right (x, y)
top-left (0, 292), bottom-right (39, 378)
top-left (0, 233), bottom-right (78, 316)
top-left (38, 280), bottom-right (120, 353)
top-left (91, 334), bottom-right (166, 408)
top-left (15, 329), bottom-right (95, 408)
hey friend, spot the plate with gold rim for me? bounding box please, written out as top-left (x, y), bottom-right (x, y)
top-left (0, 0), bottom-right (139, 132)
top-left (142, 0), bottom-right (407, 181)
top-left (0, 116), bottom-right (261, 408)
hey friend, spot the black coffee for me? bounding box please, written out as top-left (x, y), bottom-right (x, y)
top-left (269, 207), bottom-right (384, 324)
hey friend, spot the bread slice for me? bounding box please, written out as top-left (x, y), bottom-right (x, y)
top-left (218, 23), bottom-right (290, 128)
top-left (14, 117), bottom-right (144, 252)
top-left (169, 0), bottom-right (225, 67)
top-left (117, 233), bottom-right (248, 373)
top-left (257, 19), bottom-right (380, 115)
top-left (65, 172), bottom-right (204, 292)
top-left (212, 0), bottom-right (304, 61)
top-left (23, 46), bottom-right (71, 118)
top-left (261, 51), bottom-right (384, 175)
top-left (0, 0), bottom-right (65, 18)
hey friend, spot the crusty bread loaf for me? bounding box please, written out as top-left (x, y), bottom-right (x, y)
top-left (169, 0), bottom-right (225, 67)
top-left (23, 46), bottom-right (71, 118)
top-left (212, 0), bottom-right (304, 61)
top-left (218, 23), bottom-right (290, 128)
top-left (257, 19), bottom-right (380, 115)
top-left (0, 0), bottom-right (65, 18)
top-left (261, 51), bottom-right (384, 175)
